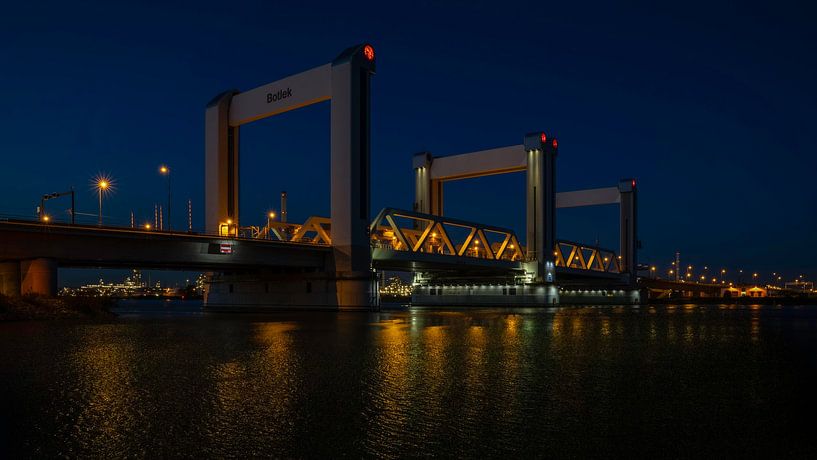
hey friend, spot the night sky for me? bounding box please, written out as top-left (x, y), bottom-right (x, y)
top-left (1, 1), bottom-right (815, 286)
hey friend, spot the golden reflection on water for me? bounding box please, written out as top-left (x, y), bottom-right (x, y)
top-left (72, 326), bottom-right (140, 455)
top-left (204, 322), bottom-right (298, 450)
top-left (600, 317), bottom-right (611, 337)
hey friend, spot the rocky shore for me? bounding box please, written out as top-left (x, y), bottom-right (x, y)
top-left (0, 295), bottom-right (117, 321)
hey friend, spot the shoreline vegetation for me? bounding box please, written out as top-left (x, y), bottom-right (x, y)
top-left (0, 294), bottom-right (117, 321)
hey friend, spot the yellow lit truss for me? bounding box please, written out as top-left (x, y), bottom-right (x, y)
top-left (554, 240), bottom-right (621, 273)
top-left (369, 208), bottom-right (524, 261)
top-left (240, 208), bottom-right (622, 274)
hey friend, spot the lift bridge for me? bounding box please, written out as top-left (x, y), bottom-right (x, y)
top-left (239, 133), bottom-right (639, 306)
top-left (0, 43), bottom-right (640, 309)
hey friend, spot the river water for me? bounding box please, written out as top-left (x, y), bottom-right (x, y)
top-left (2, 303), bottom-right (817, 457)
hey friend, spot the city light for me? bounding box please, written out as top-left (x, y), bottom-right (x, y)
top-left (41, 215), bottom-right (50, 222)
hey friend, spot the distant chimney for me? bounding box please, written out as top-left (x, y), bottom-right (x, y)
top-left (281, 191), bottom-right (287, 223)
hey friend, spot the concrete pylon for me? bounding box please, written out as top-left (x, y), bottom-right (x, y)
top-left (204, 90), bottom-right (240, 236)
top-left (619, 178), bottom-right (638, 282)
top-left (0, 262), bottom-right (21, 297)
top-left (20, 258), bottom-right (57, 297)
top-left (329, 45), bottom-right (377, 309)
top-left (524, 132), bottom-right (558, 282)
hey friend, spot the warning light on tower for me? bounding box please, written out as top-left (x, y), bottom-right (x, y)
top-left (363, 44), bottom-right (375, 61)
top-left (540, 133), bottom-right (547, 143)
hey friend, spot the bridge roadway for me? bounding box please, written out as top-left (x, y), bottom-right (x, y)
top-left (0, 220), bottom-right (330, 271)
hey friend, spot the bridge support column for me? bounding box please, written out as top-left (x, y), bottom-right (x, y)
top-left (618, 179), bottom-right (637, 282)
top-left (524, 133), bottom-right (558, 282)
top-left (413, 152), bottom-right (432, 214)
top-left (0, 262), bottom-right (21, 297)
top-left (205, 91), bottom-right (240, 235)
top-left (330, 46), bottom-right (376, 309)
top-left (20, 258), bottom-right (57, 297)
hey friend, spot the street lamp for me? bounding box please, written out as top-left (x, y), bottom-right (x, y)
top-left (93, 174), bottom-right (114, 226)
top-left (267, 211), bottom-right (276, 239)
top-left (159, 165), bottom-right (171, 231)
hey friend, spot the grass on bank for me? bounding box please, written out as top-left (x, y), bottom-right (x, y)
top-left (0, 294), bottom-right (116, 321)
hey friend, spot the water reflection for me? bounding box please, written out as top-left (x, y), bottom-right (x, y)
top-left (70, 326), bottom-right (142, 456)
top-left (2, 305), bottom-right (817, 457)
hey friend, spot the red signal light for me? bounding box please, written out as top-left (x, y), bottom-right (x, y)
top-left (540, 133), bottom-right (547, 143)
top-left (632, 179), bottom-right (636, 188)
top-left (552, 139), bottom-right (558, 148)
top-left (363, 44), bottom-right (375, 61)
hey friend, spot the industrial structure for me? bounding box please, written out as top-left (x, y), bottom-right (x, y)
top-left (0, 43), bottom-right (644, 310)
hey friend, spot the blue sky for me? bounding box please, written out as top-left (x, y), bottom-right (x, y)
top-left (1, 1), bottom-right (815, 285)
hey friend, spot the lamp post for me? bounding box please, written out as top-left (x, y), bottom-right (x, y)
top-left (267, 211), bottom-right (276, 239)
top-left (94, 176), bottom-right (112, 226)
top-left (159, 165), bottom-right (171, 231)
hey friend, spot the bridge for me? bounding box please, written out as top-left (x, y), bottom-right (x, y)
top-left (0, 43), bottom-right (641, 309)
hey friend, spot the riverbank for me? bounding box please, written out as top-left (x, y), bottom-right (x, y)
top-left (0, 294), bottom-right (117, 321)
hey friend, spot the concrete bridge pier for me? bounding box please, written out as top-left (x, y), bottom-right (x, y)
top-left (20, 258), bottom-right (57, 297)
top-left (0, 261), bottom-right (21, 296)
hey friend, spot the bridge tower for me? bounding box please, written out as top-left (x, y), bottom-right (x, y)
top-left (523, 132), bottom-right (558, 283)
top-left (204, 44), bottom-right (376, 310)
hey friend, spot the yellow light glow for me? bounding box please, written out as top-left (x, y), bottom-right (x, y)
top-left (144, 223), bottom-right (152, 230)
top-left (268, 212), bottom-right (275, 219)
top-left (42, 215), bottom-right (50, 222)
top-left (91, 173), bottom-right (115, 195)
top-left (226, 219), bottom-right (233, 225)
top-left (159, 165), bottom-right (169, 174)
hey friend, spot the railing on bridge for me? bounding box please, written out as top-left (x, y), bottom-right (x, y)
top-left (238, 216), bottom-right (332, 245)
top-left (369, 208), bottom-right (525, 262)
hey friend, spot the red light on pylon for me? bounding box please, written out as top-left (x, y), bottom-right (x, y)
top-left (632, 179), bottom-right (636, 188)
top-left (552, 139), bottom-right (558, 148)
top-left (363, 44), bottom-right (375, 61)
top-left (540, 133), bottom-right (547, 143)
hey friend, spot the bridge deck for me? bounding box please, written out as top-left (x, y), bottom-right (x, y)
top-left (0, 220), bottom-right (329, 270)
